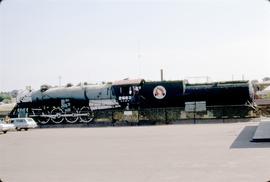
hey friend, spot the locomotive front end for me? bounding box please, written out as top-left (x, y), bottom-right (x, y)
top-left (11, 83), bottom-right (118, 125)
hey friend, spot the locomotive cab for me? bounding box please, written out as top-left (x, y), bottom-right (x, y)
top-left (112, 79), bottom-right (145, 109)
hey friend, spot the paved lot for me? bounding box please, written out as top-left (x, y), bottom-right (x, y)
top-left (1, 122), bottom-right (270, 182)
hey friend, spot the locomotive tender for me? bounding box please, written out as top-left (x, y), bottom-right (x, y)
top-left (9, 79), bottom-right (255, 124)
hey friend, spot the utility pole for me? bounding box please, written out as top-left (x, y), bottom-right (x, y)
top-left (160, 69), bottom-right (164, 81)
top-left (58, 76), bottom-right (62, 87)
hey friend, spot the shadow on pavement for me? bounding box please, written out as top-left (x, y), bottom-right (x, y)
top-left (230, 126), bottom-right (270, 149)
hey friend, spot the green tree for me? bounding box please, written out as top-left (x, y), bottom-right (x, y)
top-left (0, 93), bottom-right (12, 103)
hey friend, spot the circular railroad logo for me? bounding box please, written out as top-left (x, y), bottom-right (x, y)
top-left (153, 85), bottom-right (166, 99)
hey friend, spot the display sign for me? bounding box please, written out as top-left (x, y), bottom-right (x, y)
top-left (185, 102), bottom-right (196, 112)
top-left (124, 111), bottom-right (133, 116)
top-left (195, 101), bottom-right (206, 112)
top-left (185, 101), bottom-right (206, 112)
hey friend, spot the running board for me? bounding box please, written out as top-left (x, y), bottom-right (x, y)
top-left (29, 113), bottom-right (92, 118)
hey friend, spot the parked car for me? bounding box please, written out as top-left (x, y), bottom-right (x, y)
top-left (10, 118), bottom-right (38, 131)
top-left (0, 118), bottom-right (16, 134)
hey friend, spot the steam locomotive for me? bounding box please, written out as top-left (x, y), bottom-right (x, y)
top-left (9, 79), bottom-right (255, 124)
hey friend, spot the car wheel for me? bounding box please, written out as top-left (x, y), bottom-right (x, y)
top-left (16, 128), bottom-right (21, 131)
top-left (25, 128), bottom-right (28, 131)
top-left (3, 131), bottom-right (7, 134)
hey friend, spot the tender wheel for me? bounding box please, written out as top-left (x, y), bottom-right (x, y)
top-left (79, 107), bottom-right (94, 123)
top-left (65, 109), bottom-right (79, 124)
top-left (51, 108), bottom-right (64, 124)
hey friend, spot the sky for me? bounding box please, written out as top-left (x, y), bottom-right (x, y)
top-left (0, 0), bottom-right (270, 91)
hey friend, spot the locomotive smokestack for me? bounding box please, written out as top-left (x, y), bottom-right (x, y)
top-left (160, 69), bottom-right (164, 81)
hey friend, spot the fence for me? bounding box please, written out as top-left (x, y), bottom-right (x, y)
top-left (94, 105), bottom-right (257, 125)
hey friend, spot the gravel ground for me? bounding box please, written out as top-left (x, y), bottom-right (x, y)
top-left (1, 121), bottom-right (270, 182)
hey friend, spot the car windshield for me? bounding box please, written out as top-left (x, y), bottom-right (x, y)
top-left (26, 118), bottom-right (34, 122)
top-left (11, 119), bottom-right (24, 123)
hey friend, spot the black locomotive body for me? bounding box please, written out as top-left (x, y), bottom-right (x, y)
top-left (112, 79), bottom-right (254, 109)
top-left (112, 79), bottom-right (185, 108)
top-left (9, 79), bottom-right (255, 125)
top-left (184, 81), bottom-right (254, 106)
top-left (10, 83), bottom-right (117, 124)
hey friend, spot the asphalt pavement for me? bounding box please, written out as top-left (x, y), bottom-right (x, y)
top-left (1, 121), bottom-right (270, 182)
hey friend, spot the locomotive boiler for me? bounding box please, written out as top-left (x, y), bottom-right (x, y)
top-left (10, 83), bottom-right (118, 124)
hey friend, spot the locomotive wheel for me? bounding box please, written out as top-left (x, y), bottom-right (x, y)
top-left (31, 110), bottom-right (50, 125)
top-left (79, 107), bottom-right (94, 123)
top-left (65, 109), bottom-right (79, 124)
top-left (37, 115), bottom-right (50, 125)
top-left (51, 108), bottom-right (64, 124)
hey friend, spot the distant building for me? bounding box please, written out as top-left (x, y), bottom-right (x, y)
top-left (256, 85), bottom-right (270, 99)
